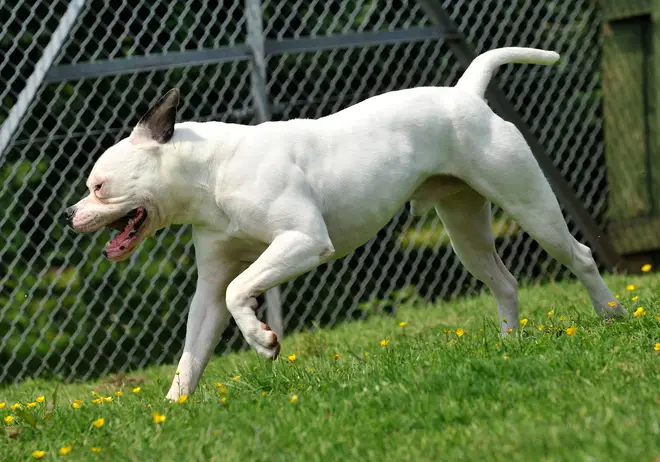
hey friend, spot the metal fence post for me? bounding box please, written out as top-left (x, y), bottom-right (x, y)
top-left (0, 0), bottom-right (87, 158)
top-left (245, 0), bottom-right (283, 338)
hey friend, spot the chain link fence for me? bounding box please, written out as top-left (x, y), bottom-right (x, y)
top-left (1, 0), bottom-right (610, 384)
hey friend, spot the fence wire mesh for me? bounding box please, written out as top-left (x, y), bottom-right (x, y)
top-left (1, 0), bottom-right (609, 383)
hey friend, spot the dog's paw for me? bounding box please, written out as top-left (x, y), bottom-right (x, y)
top-left (166, 388), bottom-right (181, 402)
top-left (599, 302), bottom-right (628, 319)
top-left (247, 323), bottom-right (280, 360)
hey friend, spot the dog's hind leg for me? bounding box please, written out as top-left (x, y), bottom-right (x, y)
top-left (460, 123), bottom-right (626, 319)
top-left (434, 187), bottom-right (519, 333)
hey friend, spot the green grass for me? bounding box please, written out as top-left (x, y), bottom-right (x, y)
top-left (1, 273), bottom-right (659, 462)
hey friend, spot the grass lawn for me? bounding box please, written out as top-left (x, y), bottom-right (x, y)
top-left (1, 273), bottom-right (659, 462)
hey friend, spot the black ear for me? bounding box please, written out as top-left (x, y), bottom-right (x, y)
top-left (136, 88), bottom-right (180, 144)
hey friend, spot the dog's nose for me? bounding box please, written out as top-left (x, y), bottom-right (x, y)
top-left (63, 206), bottom-right (76, 224)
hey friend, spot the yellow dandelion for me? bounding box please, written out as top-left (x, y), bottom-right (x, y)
top-left (90, 391), bottom-right (98, 396)
top-left (4, 416), bottom-right (14, 424)
top-left (398, 321), bottom-right (407, 327)
top-left (538, 324), bottom-right (545, 331)
top-left (233, 375), bottom-right (241, 382)
top-left (152, 412), bottom-right (166, 424)
top-left (633, 307), bottom-right (647, 317)
top-left (632, 295), bottom-right (639, 301)
top-left (607, 301), bottom-right (617, 307)
top-left (31, 450), bottom-right (46, 459)
top-left (36, 396), bottom-right (45, 403)
top-left (114, 391), bottom-right (123, 397)
top-left (0, 402), bottom-right (4, 409)
top-left (333, 353), bottom-right (341, 360)
top-left (363, 351), bottom-right (369, 357)
top-left (289, 394), bottom-right (298, 404)
top-left (102, 396), bottom-right (113, 403)
top-left (10, 403), bottom-right (21, 410)
top-left (566, 326), bottom-right (577, 336)
top-left (92, 417), bottom-right (104, 429)
top-left (507, 328), bottom-right (513, 334)
top-left (72, 399), bottom-right (83, 409)
top-left (287, 354), bottom-right (297, 363)
top-left (626, 284), bottom-right (636, 291)
top-left (91, 397), bottom-right (102, 404)
top-left (215, 382), bottom-right (223, 388)
top-left (654, 343), bottom-right (660, 351)
top-left (132, 387), bottom-right (141, 393)
top-left (520, 318), bottom-right (528, 326)
top-left (456, 328), bottom-right (465, 337)
top-left (59, 446), bottom-right (73, 456)
top-left (380, 339), bottom-right (390, 347)
top-left (219, 386), bottom-right (228, 394)
top-left (220, 396), bottom-right (227, 404)
top-left (547, 309), bottom-right (554, 318)
top-left (442, 328), bottom-right (449, 334)
top-left (641, 264), bottom-right (652, 272)
top-left (91, 447), bottom-right (101, 454)
top-left (26, 402), bottom-right (37, 408)
top-left (177, 395), bottom-right (188, 404)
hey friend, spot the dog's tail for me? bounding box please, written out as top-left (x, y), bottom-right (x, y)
top-left (455, 47), bottom-right (560, 99)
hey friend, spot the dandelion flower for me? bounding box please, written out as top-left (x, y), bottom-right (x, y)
top-left (31, 450), bottom-right (46, 459)
top-left (26, 402), bottom-right (37, 408)
top-left (91, 447), bottom-right (101, 454)
top-left (72, 399), bottom-right (83, 409)
top-left (91, 398), bottom-right (102, 404)
top-left (654, 343), bottom-right (660, 351)
top-left (177, 395), bottom-right (188, 404)
top-left (102, 396), bottom-right (113, 403)
top-left (398, 321), bottom-right (407, 327)
top-left (289, 394), bottom-right (298, 404)
top-left (59, 446), bottom-right (73, 456)
top-left (547, 309), bottom-right (554, 318)
top-left (152, 412), bottom-right (166, 424)
top-left (333, 353), bottom-right (341, 360)
top-left (632, 295), bottom-right (639, 302)
top-left (626, 284), bottom-right (636, 291)
top-left (233, 375), bottom-right (241, 382)
top-left (36, 396), bottom-right (45, 403)
top-left (456, 328), bottom-right (465, 337)
top-left (520, 318), bottom-right (528, 326)
top-left (10, 403), bottom-right (21, 410)
top-left (132, 387), bottom-right (141, 393)
top-left (633, 307), bottom-right (647, 317)
top-left (380, 339), bottom-right (390, 347)
top-left (566, 326), bottom-right (577, 336)
top-left (363, 351), bottom-right (369, 357)
top-left (114, 391), bottom-right (123, 397)
top-left (0, 402), bottom-right (4, 409)
top-left (219, 386), bottom-right (228, 394)
top-left (287, 354), bottom-right (297, 363)
top-left (641, 264), bottom-right (652, 272)
top-left (220, 397), bottom-right (227, 404)
top-left (607, 301), bottom-right (617, 307)
top-left (442, 328), bottom-right (449, 335)
top-left (215, 382), bottom-right (223, 388)
top-left (538, 324), bottom-right (545, 331)
top-left (92, 417), bottom-right (104, 429)
top-left (507, 328), bottom-right (513, 334)
top-left (4, 416), bottom-right (14, 424)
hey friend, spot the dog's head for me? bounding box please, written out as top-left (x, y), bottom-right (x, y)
top-left (64, 88), bottom-right (181, 261)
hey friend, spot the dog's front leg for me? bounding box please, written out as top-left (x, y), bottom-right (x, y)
top-left (166, 230), bottom-right (241, 401)
top-left (226, 229), bottom-right (334, 358)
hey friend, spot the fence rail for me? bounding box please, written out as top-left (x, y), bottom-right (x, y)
top-left (1, 0), bottom-right (610, 384)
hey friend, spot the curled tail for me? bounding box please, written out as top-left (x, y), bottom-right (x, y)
top-left (455, 47), bottom-right (560, 99)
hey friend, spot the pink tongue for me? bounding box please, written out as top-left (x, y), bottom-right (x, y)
top-left (105, 209), bottom-right (144, 255)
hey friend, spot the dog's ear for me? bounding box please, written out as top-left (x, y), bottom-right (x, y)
top-left (135, 88), bottom-right (180, 144)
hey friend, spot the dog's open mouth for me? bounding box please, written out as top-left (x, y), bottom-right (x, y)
top-left (103, 206), bottom-right (148, 260)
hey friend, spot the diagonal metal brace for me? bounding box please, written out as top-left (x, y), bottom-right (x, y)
top-left (415, 0), bottom-right (622, 271)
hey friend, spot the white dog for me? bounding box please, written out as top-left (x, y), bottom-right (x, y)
top-left (65, 47), bottom-right (627, 400)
